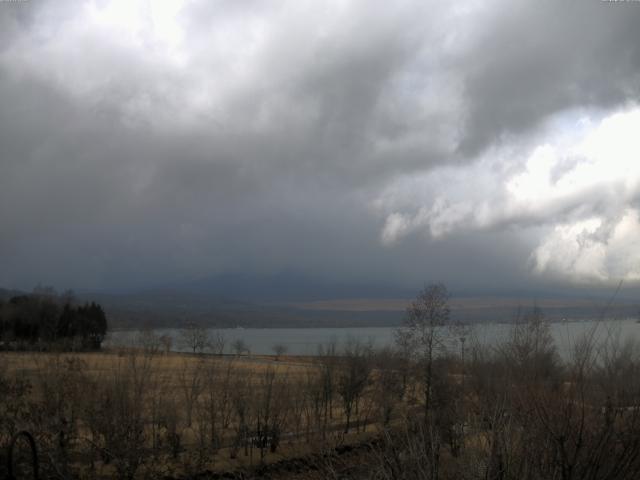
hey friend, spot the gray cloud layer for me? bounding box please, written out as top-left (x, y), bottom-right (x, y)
top-left (1, 0), bottom-right (640, 293)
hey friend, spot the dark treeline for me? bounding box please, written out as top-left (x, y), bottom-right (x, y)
top-left (0, 287), bottom-right (107, 350)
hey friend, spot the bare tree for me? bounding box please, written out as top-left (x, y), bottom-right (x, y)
top-left (136, 327), bottom-right (161, 356)
top-left (159, 334), bottom-right (173, 354)
top-left (232, 338), bottom-right (249, 356)
top-left (83, 353), bottom-right (152, 480)
top-left (392, 283), bottom-right (450, 480)
top-left (272, 343), bottom-right (288, 360)
top-left (177, 358), bottom-right (204, 427)
top-left (396, 283), bottom-right (450, 418)
top-left (202, 359), bottom-right (235, 453)
top-left (210, 331), bottom-right (226, 356)
top-left (371, 348), bottom-right (405, 427)
top-left (504, 305), bottom-right (559, 383)
top-left (317, 341), bottom-right (338, 437)
top-left (229, 375), bottom-right (253, 459)
top-left (337, 339), bottom-right (372, 434)
top-left (180, 322), bottom-right (210, 354)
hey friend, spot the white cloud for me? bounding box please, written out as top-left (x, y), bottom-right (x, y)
top-left (532, 210), bottom-right (640, 283)
top-left (381, 212), bottom-right (413, 245)
top-left (378, 106), bottom-right (640, 283)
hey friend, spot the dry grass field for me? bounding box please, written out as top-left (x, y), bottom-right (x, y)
top-left (1, 347), bottom-right (406, 479)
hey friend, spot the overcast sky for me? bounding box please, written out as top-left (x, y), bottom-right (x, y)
top-left (1, 0), bottom-right (640, 295)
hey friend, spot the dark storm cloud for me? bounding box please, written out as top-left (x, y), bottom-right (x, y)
top-left (1, 0), bottom-right (640, 292)
top-left (457, 1), bottom-right (640, 155)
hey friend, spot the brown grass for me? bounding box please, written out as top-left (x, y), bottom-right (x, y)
top-left (1, 349), bottom-right (389, 479)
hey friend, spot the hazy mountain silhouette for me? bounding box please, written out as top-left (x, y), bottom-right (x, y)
top-left (116, 271), bottom-right (412, 303)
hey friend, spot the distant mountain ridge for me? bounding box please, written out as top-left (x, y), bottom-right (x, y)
top-left (2, 274), bottom-right (639, 329)
top-left (76, 272), bottom-right (411, 328)
top-left (128, 271), bottom-right (414, 302)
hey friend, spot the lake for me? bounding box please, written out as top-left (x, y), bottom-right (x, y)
top-left (105, 317), bottom-right (640, 358)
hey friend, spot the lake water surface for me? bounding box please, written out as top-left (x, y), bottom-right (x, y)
top-left (106, 318), bottom-right (640, 358)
